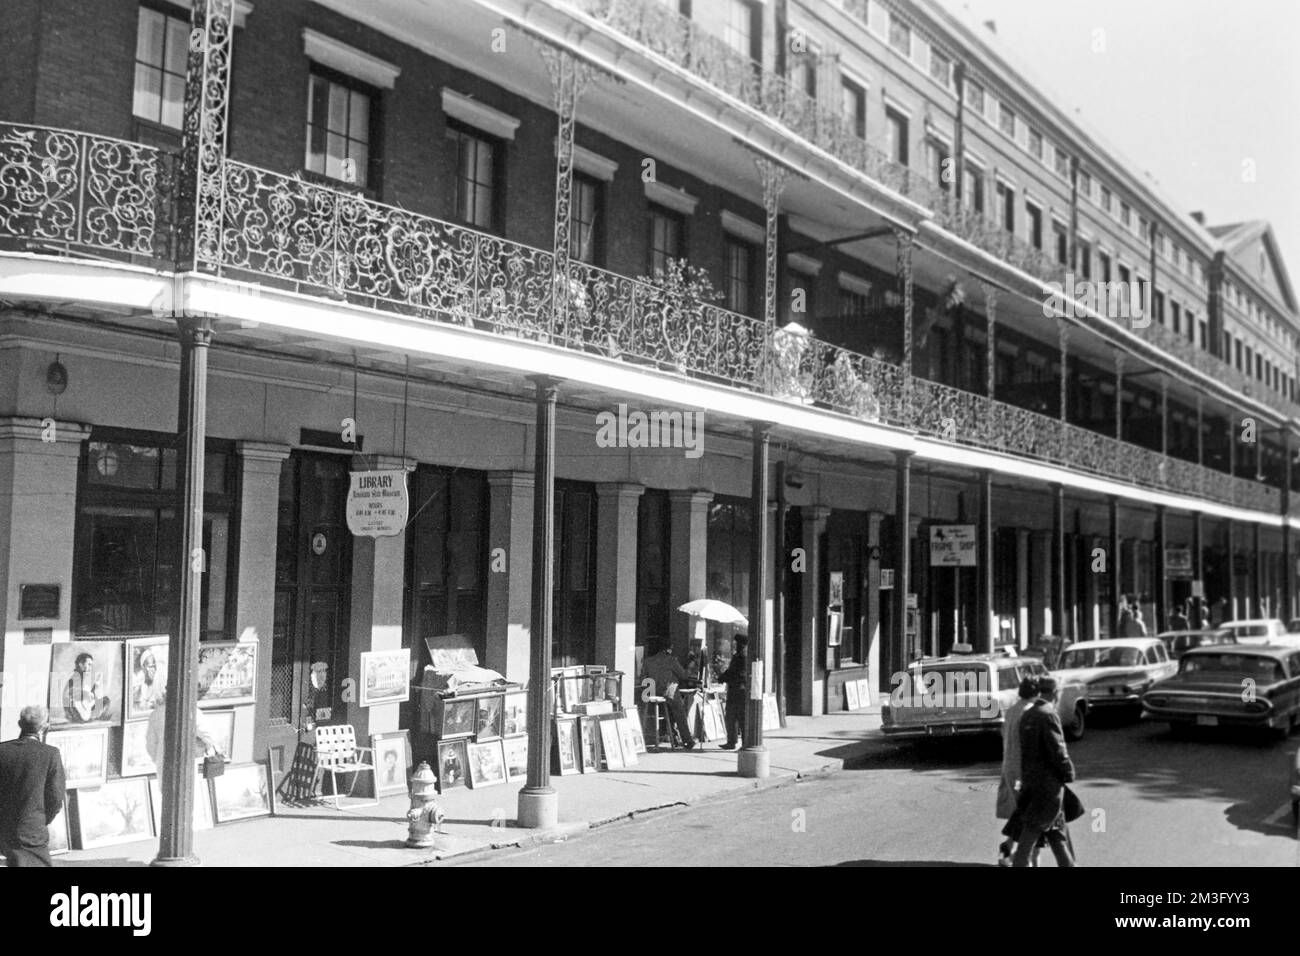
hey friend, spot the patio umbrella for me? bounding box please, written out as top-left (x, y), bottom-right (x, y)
top-left (677, 599), bottom-right (747, 627)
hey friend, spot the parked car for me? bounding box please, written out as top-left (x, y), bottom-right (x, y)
top-left (1220, 619), bottom-right (1291, 644)
top-left (1292, 747), bottom-right (1300, 826)
top-left (881, 651), bottom-right (1087, 742)
top-left (1052, 638), bottom-right (1178, 716)
top-left (1141, 644), bottom-right (1300, 740)
top-left (1158, 628), bottom-right (1236, 660)
top-left (1286, 618), bottom-right (1300, 636)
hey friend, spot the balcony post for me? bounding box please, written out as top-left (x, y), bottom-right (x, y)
top-left (982, 284), bottom-right (998, 401)
top-left (1192, 511), bottom-right (1205, 625)
top-left (1226, 518), bottom-right (1237, 618)
top-left (1155, 504), bottom-right (1167, 632)
top-left (1108, 496), bottom-right (1121, 637)
top-left (1284, 433), bottom-right (1293, 619)
top-left (755, 157), bottom-right (791, 391)
top-left (1253, 522), bottom-right (1263, 619)
top-left (538, 47), bottom-right (596, 345)
top-left (1051, 482), bottom-right (1067, 638)
top-left (1057, 319), bottom-right (1070, 423)
top-left (978, 469), bottom-right (994, 653)
top-left (894, 229), bottom-right (915, 410)
top-left (519, 375), bottom-right (561, 829)
top-left (892, 451), bottom-right (914, 674)
top-left (1114, 352), bottom-right (1125, 442)
top-left (177, 0), bottom-right (236, 272)
top-left (739, 421), bottom-right (771, 779)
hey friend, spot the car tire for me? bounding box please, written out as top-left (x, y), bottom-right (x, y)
top-left (1065, 705), bottom-right (1085, 742)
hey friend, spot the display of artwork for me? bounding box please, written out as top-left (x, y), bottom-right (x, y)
top-left (125, 636), bottom-right (169, 720)
top-left (578, 716), bottom-right (601, 774)
top-left (624, 707), bottom-right (647, 754)
top-left (598, 718), bottom-right (625, 770)
top-left (48, 726), bottom-right (109, 788)
top-left (149, 773), bottom-right (213, 833)
top-left (856, 679), bottom-right (871, 708)
top-left (437, 738), bottom-right (469, 792)
top-left (503, 734), bottom-right (528, 783)
top-left (48, 805), bottom-right (70, 856)
top-left (73, 778), bottom-right (154, 849)
top-left (371, 731), bottom-right (411, 797)
top-left (120, 719), bottom-right (156, 777)
top-left (197, 641), bottom-right (257, 706)
top-left (701, 700), bottom-right (723, 741)
top-left (48, 641), bottom-right (123, 727)
top-left (553, 716), bottom-right (579, 775)
top-left (197, 709), bottom-right (235, 758)
top-left (617, 717), bottom-right (639, 767)
top-left (502, 691), bottom-right (527, 736)
top-left (360, 649), bottom-right (410, 707)
top-left (475, 694), bottom-right (503, 741)
top-left (467, 740), bottom-right (506, 789)
top-left (845, 681), bottom-right (861, 710)
top-left (210, 763), bottom-right (273, 823)
top-left (434, 697), bottom-right (477, 739)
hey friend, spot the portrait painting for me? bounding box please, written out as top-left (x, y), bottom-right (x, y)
top-left (48, 641), bottom-right (123, 727)
top-left (125, 636), bottom-right (169, 720)
top-left (73, 778), bottom-right (154, 849)
top-left (467, 740), bottom-right (506, 789)
top-left (210, 763), bottom-right (273, 823)
top-left (502, 691), bottom-right (528, 736)
top-left (553, 716), bottom-right (579, 775)
top-left (503, 734), bottom-right (528, 782)
top-left (437, 738), bottom-right (469, 792)
top-left (360, 649), bottom-right (410, 707)
top-left (437, 697), bottom-right (476, 738)
top-left (475, 694), bottom-right (504, 740)
top-left (578, 716), bottom-right (600, 774)
top-left (196, 641), bottom-right (257, 706)
top-left (371, 730), bottom-right (411, 797)
top-left (48, 726), bottom-right (109, 789)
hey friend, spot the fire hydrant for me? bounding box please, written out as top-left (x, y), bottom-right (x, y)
top-left (405, 761), bottom-right (446, 848)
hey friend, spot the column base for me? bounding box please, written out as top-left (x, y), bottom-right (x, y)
top-left (737, 746), bottom-right (770, 779)
top-left (150, 854), bottom-right (201, 867)
top-left (517, 787), bottom-right (558, 829)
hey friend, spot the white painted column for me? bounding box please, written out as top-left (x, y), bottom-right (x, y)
top-left (668, 490), bottom-right (712, 657)
top-left (486, 471), bottom-right (534, 683)
top-left (799, 505), bottom-right (831, 716)
top-left (594, 482), bottom-right (643, 705)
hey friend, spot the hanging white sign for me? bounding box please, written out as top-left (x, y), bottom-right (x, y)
top-left (346, 470), bottom-right (408, 538)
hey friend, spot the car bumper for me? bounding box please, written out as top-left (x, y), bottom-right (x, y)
top-left (881, 721), bottom-right (1001, 738)
top-left (1087, 693), bottom-right (1143, 708)
top-left (1141, 707), bottom-right (1274, 728)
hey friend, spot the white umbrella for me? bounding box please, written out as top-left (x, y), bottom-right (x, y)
top-left (677, 599), bottom-right (747, 627)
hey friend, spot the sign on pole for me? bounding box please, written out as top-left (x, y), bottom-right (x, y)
top-left (880, 569), bottom-right (895, 590)
top-left (929, 525), bottom-right (976, 566)
top-left (1164, 547), bottom-right (1192, 579)
top-left (346, 470), bottom-right (409, 537)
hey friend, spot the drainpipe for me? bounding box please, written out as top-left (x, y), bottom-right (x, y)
top-left (953, 63), bottom-right (965, 203)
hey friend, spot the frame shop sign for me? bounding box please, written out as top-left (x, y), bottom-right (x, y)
top-left (346, 470), bottom-right (408, 537)
top-left (929, 525), bottom-right (976, 566)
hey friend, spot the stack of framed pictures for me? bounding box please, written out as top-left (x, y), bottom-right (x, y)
top-left (553, 708), bottom-right (646, 774)
top-left (432, 689), bottom-right (528, 793)
top-left (841, 677), bottom-right (871, 711)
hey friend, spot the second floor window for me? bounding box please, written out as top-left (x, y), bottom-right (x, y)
top-left (725, 236), bottom-right (758, 317)
top-left (1026, 202), bottom-right (1043, 250)
top-left (569, 174), bottom-right (602, 265)
top-left (448, 123), bottom-right (499, 230)
top-left (648, 204), bottom-right (684, 275)
top-left (842, 78), bottom-right (866, 139)
top-left (306, 70), bottom-right (376, 189)
top-left (885, 108), bottom-right (909, 166)
top-left (133, 5), bottom-right (189, 130)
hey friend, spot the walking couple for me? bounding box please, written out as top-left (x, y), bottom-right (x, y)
top-left (995, 675), bottom-right (1081, 867)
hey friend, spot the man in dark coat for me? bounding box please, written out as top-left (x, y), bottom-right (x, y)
top-left (1011, 677), bottom-right (1076, 867)
top-left (0, 705), bottom-right (67, 867)
top-left (717, 635), bottom-right (748, 750)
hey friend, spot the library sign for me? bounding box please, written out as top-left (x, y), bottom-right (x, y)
top-left (346, 470), bottom-right (409, 537)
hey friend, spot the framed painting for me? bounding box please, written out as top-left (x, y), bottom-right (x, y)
top-left (598, 717), bottom-right (625, 770)
top-left (196, 641), bottom-right (257, 707)
top-left (826, 610), bottom-right (843, 647)
top-left (467, 740), bottom-right (507, 789)
top-left (617, 717), bottom-right (639, 767)
top-left (210, 763), bottom-right (273, 823)
top-left (371, 730), bottom-right (411, 797)
top-left (708, 699), bottom-right (726, 741)
top-left (856, 678), bottom-right (872, 708)
top-left (552, 716), bottom-right (579, 775)
top-left (48, 726), bottom-right (109, 788)
top-left (49, 641), bottom-right (124, 727)
top-left (700, 700), bottom-right (723, 741)
top-left (501, 691), bottom-right (528, 736)
top-left (578, 716), bottom-right (601, 774)
top-left (845, 680), bottom-right (860, 710)
top-left (197, 709), bottom-right (235, 758)
top-left (475, 694), bottom-right (504, 741)
top-left (120, 719), bottom-right (156, 777)
top-left (48, 804), bottom-right (70, 856)
top-left (502, 734), bottom-right (528, 783)
top-left (125, 636), bottom-right (169, 720)
top-left (149, 774), bottom-right (213, 833)
top-left (360, 649), bottom-right (410, 707)
top-left (436, 738), bottom-right (469, 792)
top-left (434, 697), bottom-right (477, 739)
top-left (624, 707), bottom-right (647, 754)
top-left (829, 571), bottom-right (845, 608)
top-left (73, 778), bottom-right (154, 849)
top-left (762, 693), bottom-right (780, 732)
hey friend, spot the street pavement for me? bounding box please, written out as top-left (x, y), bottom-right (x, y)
top-left (456, 715), bottom-right (1300, 867)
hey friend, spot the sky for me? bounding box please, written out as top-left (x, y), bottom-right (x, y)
top-left (933, 0), bottom-right (1300, 297)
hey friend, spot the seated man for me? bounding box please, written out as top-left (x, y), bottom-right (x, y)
top-left (642, 640), bottom-right (696, 749)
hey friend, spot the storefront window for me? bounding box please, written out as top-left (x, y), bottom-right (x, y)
top-left (74, 431), bottom-right (234, 641)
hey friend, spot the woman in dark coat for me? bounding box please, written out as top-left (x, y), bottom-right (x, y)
top-left (1011, 676), bottom-right (1077, 867)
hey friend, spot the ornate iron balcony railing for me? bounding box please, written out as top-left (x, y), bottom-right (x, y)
top-left (0, 122), bottom-right (1285, 514)
top-left (0, 123), bottom-right (175, 266)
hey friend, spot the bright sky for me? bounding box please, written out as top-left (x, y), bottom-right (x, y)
top-left (934, 0), bottom-right (1300, 300)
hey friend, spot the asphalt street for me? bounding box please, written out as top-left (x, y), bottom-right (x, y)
top-left (456, 715), bottom-right (1300, 867)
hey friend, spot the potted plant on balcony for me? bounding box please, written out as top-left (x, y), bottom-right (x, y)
top-left (826, 350), bottom-right (881, 421)
top-left (766, 320), bottom-right (815, 403)
top-left (631, 257), bottom-right (724, 376)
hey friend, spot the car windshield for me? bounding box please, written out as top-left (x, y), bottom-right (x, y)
top-left (1181, 654), bottom-right (1284, 682)
top-left (1059, 646), bottom-right (1142, 669)
top-left (1233, 624), bottom-right (1270, 637)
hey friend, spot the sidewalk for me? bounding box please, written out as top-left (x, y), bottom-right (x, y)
top-left (60, 709), bottom-right (884, 867)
